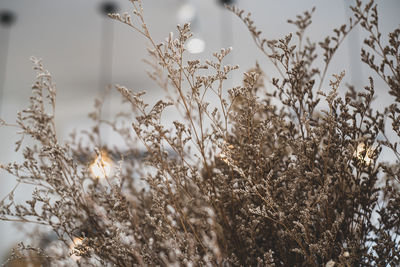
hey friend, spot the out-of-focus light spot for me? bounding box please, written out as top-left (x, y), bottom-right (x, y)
top-left (219, 152), bottom-right (226, 159)
top-left (354, 142), bottom-right (374, 166)
top-left (177, 3), bottom-right (196, 24)
top-left (217, 152), bottom-right (229, 164)
top-left (187, 38), bottom-right (205, 54)
top-left (355, 143), bottom-right (366, 158)
top-left (90, 151), bottom-right (112, 179)
top-left (70, 237), bottom-right (83, 261)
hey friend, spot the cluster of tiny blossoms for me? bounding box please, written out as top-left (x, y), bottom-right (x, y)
top-left (1, 0), bottom-right (399, 266)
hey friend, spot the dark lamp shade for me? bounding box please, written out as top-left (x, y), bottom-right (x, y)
top-left (0, 11), bottom-right (16, 26)
top-left (219, 0), bottom-right (235, 5)
top-left (100, 2), bottom-right (119, 16)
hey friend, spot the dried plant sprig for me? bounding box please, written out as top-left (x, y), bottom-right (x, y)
top-left (1, 0), bottom-right (399, 266)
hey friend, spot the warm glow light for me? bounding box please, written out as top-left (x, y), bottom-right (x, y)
top-left (354, 142), bottom-right (374, 166)
top-left (70, 237), bottom-right (83, 261)
top-left (219, 152), bottom-right (227, 159)
top-left (187, 38), bottom-right (205, 54)
top-left (355, 143), bottom-right (365, 158)
top-left (217, 152), bottom-right (229, 164)
top-left (90, 151), bottom-right (112, 179)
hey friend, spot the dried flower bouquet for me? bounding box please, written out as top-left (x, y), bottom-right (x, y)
top-left (1, 0), bottom-right (399, 266)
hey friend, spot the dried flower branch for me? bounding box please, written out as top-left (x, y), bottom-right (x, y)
top-left (1, 0), bottom-right (399, 266)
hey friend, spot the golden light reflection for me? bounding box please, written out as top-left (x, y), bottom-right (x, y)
top-left (70, 237), bottom-right (83, 261)
top-left (217, 152), bottom-right (229, 164)
top-left (217, 142), bottom-right (235, 164)
top-left (354, 142), bottom-right (374, 166)
top-left (90, 151), bottom-right (112, 179)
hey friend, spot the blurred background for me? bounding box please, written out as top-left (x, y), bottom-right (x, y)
top-left (0, 0), bottom-right (399, 263)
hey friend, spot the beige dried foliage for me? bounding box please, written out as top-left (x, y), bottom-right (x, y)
top-left (1, 0), bottom-right (399, 266)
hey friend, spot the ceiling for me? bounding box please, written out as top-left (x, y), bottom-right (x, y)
top-left (0, 0), bottom-right (399, 135)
